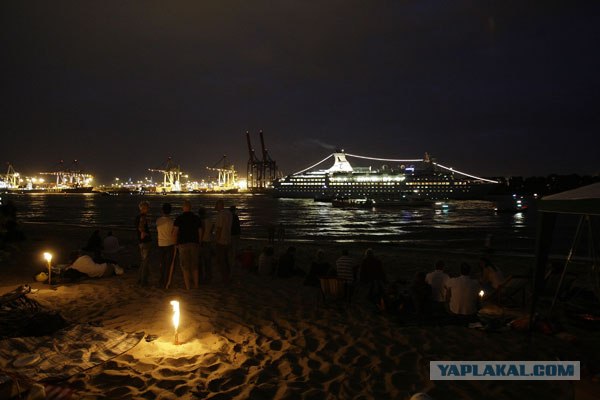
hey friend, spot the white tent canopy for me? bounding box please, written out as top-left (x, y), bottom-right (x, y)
top-left (538, 182), bottom-right (600, 215)
top-left (531, 182), bottom-right (600, 323)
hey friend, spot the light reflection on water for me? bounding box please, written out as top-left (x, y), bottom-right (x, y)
top-left (4, 193), bottom-right (541, 249)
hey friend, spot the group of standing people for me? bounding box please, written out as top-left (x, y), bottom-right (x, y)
top-left (135, 199), bottom-right (240, 289)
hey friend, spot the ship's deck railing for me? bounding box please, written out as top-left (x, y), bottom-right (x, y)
top-left (289, 152), bottom-right (498, 184)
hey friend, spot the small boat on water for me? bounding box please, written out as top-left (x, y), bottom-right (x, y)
top-left (313, 193), bottom-right (334, 202)
top-left (371, 197), bottom-right (434, 208)
top-left (434, 201), bottom-right (454, 211)
top-left (332, 197), bottom-right (375, 208)
top-left (493, 195), bottom-right (529, 213)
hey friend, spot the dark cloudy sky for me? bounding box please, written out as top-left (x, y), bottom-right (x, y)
top-left (2, 1), bottom-right (599, 183)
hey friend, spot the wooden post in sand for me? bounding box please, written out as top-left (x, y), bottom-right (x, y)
top-left (165, 246), bottom-right (177, 289)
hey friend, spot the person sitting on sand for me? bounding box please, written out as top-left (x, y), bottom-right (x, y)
top-left (277, 246), bottom-right (297, 278)
top-left (335, 249), bottom-right (358, 283)
top-left (83, 229), bottom-right (103, 261)
top-left (102, 231), bottom-right (122, 256)
top-left (409, 271), bottom-right (432, 317)
top-left (64, 251), bottom-right (123, 280)
top-left (377, 280), bottom-right (407, 315)
top-left (239, 246), bottom-right (256, 272)
top-left (304, 249), bottom-right (332, 286)
top-left (258, 246), bottom-right (276, 276)
top-left (359, 248), bottom-right (387, 303)
top-left (335, 249), bottom-right (359, 302)
top-left (479, 257), bottom-right (504, 291)
top-left (425, 260), bottom-right (449, 314)
top-left (445, 262), bottom-right (481, 317)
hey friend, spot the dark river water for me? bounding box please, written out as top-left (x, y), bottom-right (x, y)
top-left (1, 192), bottom-right (556, 253)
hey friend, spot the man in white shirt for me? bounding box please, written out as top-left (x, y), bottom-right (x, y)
top-left (156, 203), bottom-right (176, 288)
top-left (445, 263), bottom-right (480, 316)
top-left (425, 260), bottom-right (450, 302)
top-left (214, 199), bottom-right (232, 284)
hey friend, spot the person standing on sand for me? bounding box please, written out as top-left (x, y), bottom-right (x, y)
top-left (214, 199), bottom-right (232, 284)
top-left (198, 206), bottom-right (214, 283)
top-left (229, 205), bottom-right (241, 269)
top-left (276, 223), bottom-right (285, 244)
top-left (156, 202), bottom-right (176, 288)
top-left (173, 200), bottom-right (202, 290)
top-left (135, 201), bottom-right (152, 287)
top-left (267, 224), bottom-right (275, 244)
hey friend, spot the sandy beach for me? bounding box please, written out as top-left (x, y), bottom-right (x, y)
top-left (1, 222), bottom-right (599, 399)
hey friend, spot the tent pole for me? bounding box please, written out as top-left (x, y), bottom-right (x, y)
top-left (530, 212), bottom-right (557, 331)
top-left (588, 216), bottom-right (600, 301)
top-left (550, 215), bottom-right (585, 313)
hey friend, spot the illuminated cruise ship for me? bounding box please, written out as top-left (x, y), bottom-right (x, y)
top-left (272, 152), bottom-right (498, 201)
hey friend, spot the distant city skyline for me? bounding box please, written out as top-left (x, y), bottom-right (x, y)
top-left (2, 1), bottom-right (599, 183)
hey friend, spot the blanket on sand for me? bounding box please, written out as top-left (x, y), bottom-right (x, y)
top-left (0, 324), bottom-right (144, 382)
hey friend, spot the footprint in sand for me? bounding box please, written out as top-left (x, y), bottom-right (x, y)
top-left (104, 386), bottom-right (131, 398)
top-left (269, 340), bottom-right (283, 351)
top-left (155, 378), bottom-right (188, 390)
top-left (93, 372), bottom-right (145, 389)
top-left (207, 369), bottom-right (246, 392)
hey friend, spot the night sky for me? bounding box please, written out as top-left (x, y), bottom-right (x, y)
top-left (2, 1), bottom-right (599, 183)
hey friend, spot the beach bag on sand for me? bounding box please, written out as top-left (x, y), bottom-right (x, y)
top-left (0, 285), bottom-right (67, 339)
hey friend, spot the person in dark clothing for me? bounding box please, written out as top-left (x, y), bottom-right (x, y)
top-left (173, 200), bottom-right (202, 289)
top-left (230, 206), bottom-right (241, 236)
top-left (83, 230), bottom-right (103, 262)
top-left (135, 201), bottom-right (152, 286)
top-left (304, 249), bottom-right (332, 286)
top-left (277, 246), bottom-right (296, 278)
top-left (410, 271), bottom-right (432, 317)
top-left (0, 200), bottom-right (24, 242)
top-left (229, 206), bottom-right (241, 268)
top-left (173, 200), bottom-right (202, 290)
top-left (360, 248), bottom-right (387, 303)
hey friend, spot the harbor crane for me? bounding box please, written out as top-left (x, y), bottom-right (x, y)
top-left (39, 160), bottom-right (93, 187)
top-left (148, 157), bottom-right (182, 193)
top-left (3, 163), bottom-right (21, 188)
top-left (206, 155), bottom-right (237, 190)
top-left (246, 130), bottom-right (278, 190)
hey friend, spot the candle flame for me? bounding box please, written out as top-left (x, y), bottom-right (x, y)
top-left (43, 252), bottom-right (52, 262)
top-left (479, 290), bottom-right (485, 298)
top-left (170, 300), bottom-right (180, 331)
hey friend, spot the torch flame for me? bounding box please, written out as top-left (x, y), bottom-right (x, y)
top-left (43, 252), bottom-right (52, 262)
top-left (170, 300), bottom-right (180, 331)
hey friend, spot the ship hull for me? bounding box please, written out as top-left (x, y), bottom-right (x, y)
top-left (3, 186), bottom-right (95, 194)
top-left (273, 174), bottom-right (497, 200)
